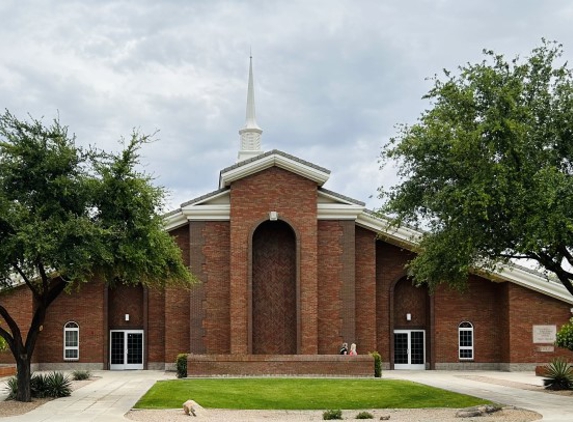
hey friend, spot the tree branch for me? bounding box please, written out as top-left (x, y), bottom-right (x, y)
top-left (532, 251), bottom-right (573, 297)
top-left (24, 278), bottom-right (67, 353)
top-left (558, 244), bottom-right (573, 268)
top-left (0, 304), bottom-right (21, 355)
top-left (12, 263), bottom-right (40, 300)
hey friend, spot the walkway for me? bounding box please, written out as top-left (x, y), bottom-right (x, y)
top-left (385, 370), bottom-right (573, 422)
top-left (1, 370), bottom-right (172, 422)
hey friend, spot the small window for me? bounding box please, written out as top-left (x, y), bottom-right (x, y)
top-left (64, 321), bottom-right (79, 361)
top-left (458, 321), bottom-right (473, 360)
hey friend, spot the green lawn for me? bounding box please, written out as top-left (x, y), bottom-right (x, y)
top-left (134, 378), bottom-right (491, 410)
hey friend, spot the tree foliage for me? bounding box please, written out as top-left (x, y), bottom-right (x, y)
top-left (556, 318), bottom-right (573, 352)
top-left (0, 111), bottom-right (196, 401)
top-left (379, 40), bottom-right (573, 295)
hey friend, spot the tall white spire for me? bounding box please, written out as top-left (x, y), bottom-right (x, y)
top-left (237, 54), bottom-right (263, 162)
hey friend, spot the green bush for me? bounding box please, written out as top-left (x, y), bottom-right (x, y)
top-left (356, 410), bottom-right (374, 419)
top-left (72, 370), bottom-right (91, 380)
top-left (43, 372), bottom-right (72, 398)
top-left (543, 358), bottom-right (573, 390)
top-left (370, 351), bottom-right (382, 378)
top-left (556, 318), bottom-right (573, 351)
top-left (323, 409), bottom-right (343, 420)
top-left (31, 373), bottom-right (48, 398)
top-left (4, 371), bottom-right (71, 400)
top-left (176, 353), bottom-right (188, 378)
top-left (4, 376), bottom-right (18, 400)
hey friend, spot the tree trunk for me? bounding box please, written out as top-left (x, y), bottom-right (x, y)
top-left (16, 353), bottom-right (32, 402)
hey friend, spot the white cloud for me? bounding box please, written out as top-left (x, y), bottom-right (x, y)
top-left (1, 0), bottom-right (573, 210)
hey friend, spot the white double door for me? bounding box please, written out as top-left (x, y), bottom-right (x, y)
top-left (393, 330), bottom-right (426, 370)
top-left (110, 330), bottom-right (144, 370)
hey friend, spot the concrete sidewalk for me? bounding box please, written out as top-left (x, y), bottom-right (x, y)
top-left (1, 370), bottom-right (173, 422)
top-left (385, 370), bottom-right (573, 422)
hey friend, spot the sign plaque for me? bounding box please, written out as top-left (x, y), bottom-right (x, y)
top-left (532, 325), bottom-right (557, 344)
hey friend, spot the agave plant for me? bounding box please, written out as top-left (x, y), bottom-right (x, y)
top-left (543, 358), bottom-right (573, 390)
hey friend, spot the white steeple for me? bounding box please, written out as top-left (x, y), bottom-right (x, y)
top-left (237, 54), bottom-right (263, 162)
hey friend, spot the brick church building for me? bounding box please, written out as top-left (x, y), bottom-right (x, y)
top-left (2, 59), bottom-right (573, 373)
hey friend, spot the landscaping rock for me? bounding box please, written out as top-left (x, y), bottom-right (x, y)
top-left (455, 404), bottom-right (501, 418)
top-left (183, 400), bottom-right (206, 417)
top-left (380, 416), bottom-right (391, 420)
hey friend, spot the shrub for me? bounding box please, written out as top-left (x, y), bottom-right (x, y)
top-left (356, 410), bottom-right (374, 419)
top-left (4, 371), bottom-right (71, 399)
top-left (31, 373), bottom-right (48, 398)
top-left (43, 372), bottom-right (72, 398)
top-left (72, 370), bottom-right (91, 381)
top-left (322, 409), bottom-right (343, 420)
top-left (543, 358), bottom-right (573, 390)
top-left (176, 353), bottom-right (188, 378)
top-left (556, 318), bottom-right (573, 351)
top-left (370, 351), bottom-right (382, 378)
top-left (4, 376), bottom-right (18, 400)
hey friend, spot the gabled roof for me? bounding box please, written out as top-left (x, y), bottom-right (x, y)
top-left (219, 149), bottom-right (330, 189)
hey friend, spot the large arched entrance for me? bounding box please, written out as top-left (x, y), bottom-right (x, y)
top-left (392, 277), bottom-right (429, 369)
top-left (251, 220), bottom-right (297, 354)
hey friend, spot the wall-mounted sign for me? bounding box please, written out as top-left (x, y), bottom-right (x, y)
top-left (532, 325), bottom-right (557, 344)
top-left (537, 345), bottom-right (555, 353)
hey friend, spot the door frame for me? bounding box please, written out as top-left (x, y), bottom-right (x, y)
top-left (393, 329), bottom-right (426, 370)
top-left (109, 330), bottom-right (144, 370)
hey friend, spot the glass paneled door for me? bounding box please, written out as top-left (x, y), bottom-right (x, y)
top-left (393, 330), bottom-right (426, 370)
top-left (110, 330), bottom-right (144, 370)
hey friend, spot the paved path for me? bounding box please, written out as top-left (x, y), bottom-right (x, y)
top-left (2, 369), bottom-right (573, 421)
top-left (1, 370), bottom-right (173, 422)
top-left (385, 370), bottom-right (573, 421)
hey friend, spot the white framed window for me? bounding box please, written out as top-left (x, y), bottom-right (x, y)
top-left (458, 321), bottom-right (473, 360)
top-left (64, 321), bottom-right (79, 360)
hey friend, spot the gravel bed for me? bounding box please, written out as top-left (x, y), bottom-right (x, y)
top-left (125, 407), bottom-right (541, 421)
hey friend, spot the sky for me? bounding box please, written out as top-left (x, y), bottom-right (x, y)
top-left (1, 0), bottom-right (573, 212)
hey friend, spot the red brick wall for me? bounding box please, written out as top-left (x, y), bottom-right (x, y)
top-left (0, 285), bottom-right (34, 364)
top-left (229, 167), bottom-right (318, 354)
top-left (506, 283), bottom-right (573, 364)
top-left (355, 228), bottom-right (377, 354)
top-left (187, 354), bottom-right (374, 376)
top-left (433, 276), bottom-right (502, 365)
top-left (147, 287), bottom-right (165, 364)
top-left (164, 224), bottom-right (191, 363)
top-left (317, 221), bottom-right (344, 354)
top-left (36, 280), bottom-right (106, 364)
top-left (189, 221), bottom-right (207, 354)
top-left (375, 241), bottom-right (414, 363)
top-left (108, 284), bottom-right (144, 330)
top-left (393, 278), bottom-right (428, 330)
top-left (195, 221), bottom-right (231, 354)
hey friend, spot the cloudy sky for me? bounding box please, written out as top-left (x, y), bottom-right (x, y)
top-left (1, 0), bottom-right (572, 211)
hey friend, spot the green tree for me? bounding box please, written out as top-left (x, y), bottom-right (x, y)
top-left (0, 111), bottom-right (196, 401)
top-left (379, 40), bottom-right (573, 296)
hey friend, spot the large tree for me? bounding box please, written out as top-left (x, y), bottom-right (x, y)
top-left (0, 111), bottom-right (196, 401)
top-left (379, 40), bottom-right (573, 296)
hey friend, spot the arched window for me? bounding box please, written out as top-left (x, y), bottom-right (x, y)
top-left (64, 321), bottom-right (79, 360)
top-left (458, 321), bottom-right (473, 360)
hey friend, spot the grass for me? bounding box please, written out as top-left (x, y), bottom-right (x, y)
top-left (134, 378), bottom-right (491, 410)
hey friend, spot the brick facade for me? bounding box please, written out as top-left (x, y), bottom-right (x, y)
top-left (1, 158), bottom-right (573, 373)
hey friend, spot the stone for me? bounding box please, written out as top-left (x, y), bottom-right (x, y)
top-left (456, 404), bottom-right (501, 418)
top-left (183, 400), bottom-right (206, 417)
top-left (455, 407), bottom-right (482, 418)
top-left (380, 416), bottom-right (391, 421)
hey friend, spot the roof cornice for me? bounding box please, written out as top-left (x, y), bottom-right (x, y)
top-left (220, 150), bottom-right (330, 188)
